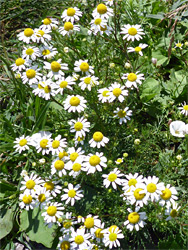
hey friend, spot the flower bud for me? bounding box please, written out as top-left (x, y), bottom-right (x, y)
top-left (151, 58), bottom-right (157, 65)
top-left (124, 62), bottom-right (131, 69)
top-left (134, 139), bottom-right (141, 145)
top-left (64, 47), bottom-right (69, 53)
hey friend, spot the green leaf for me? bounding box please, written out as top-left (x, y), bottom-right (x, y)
top-left (140, 78), bottom-right (161, 102)
top-left (152, 51), bottom-right (169, 66)
top-left (20, 207), bottom-right (57, 248)
top-left (0, 208), bottom-right (14, 239)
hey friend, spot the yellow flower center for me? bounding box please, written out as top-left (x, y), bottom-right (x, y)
top-left (176, 43), bottom-right (182, 48)
top-left (24, 28), bottom-right (34, 37)
top-left (60, 81), bottom-right (68, 88)
top-left (22, 195), bottom-right (32, 204)
top-left (59, 151), bottom-right (68, 159)
top-left (44, 86), bottom-right (51, 93)
top-left (74, 122), bottom-right (83, 131)
top-left (100, 25), bottom-right (107, 31)
top-left (68, 189), bottom-right (76, 198)
top-left (183, 105), bottom-right (188, 111)
top-left (72, 163), bottom-right (81, 172)
top-left (51, 61), bottom-right (61, 72)
top-left (116, 158), bottom-right (123, 163)
top-left (117, 110), bottom-right (126, 118)
top-left (109, 233), bottom-right (117, 241)
top-left (63, 221), bottom-right (72, 229)
top-left (94, 18), bottom-right (102, 25)
top-left (43, 18), bottom-right (51, 25)
top-left (89, 155), bottom-right (101, 166)
top-left (44, 181), bottom-right (54, 191)
top-left (135, 46), bottom-right (142, 52)
top-left (84, 217), bottom-right (94, 229)
top-left (67, 8), bottom-right (76, 16)
top-left (160, 188), bottom-right (172, 200)
top-left (42, 49), bottom-right (51, 55)
top-left (74, 235), bottom-right (84, 245)
top-left (47, 206), bottom-right (57, 216)
top-left (128, 27), bottom-right (137, 36)
top-left (60, 241), bottom-right (70, 250)
top-left (109, 225), bottom-right (118, 232)
top-left (127, 73), bottom-right (137, 82)
top-left (93, 131), bottom-right (103, 142)
top-left (38, 84), bottom-right (44, 89)
top-left (64, 22), bottom-right (74, 31)
top-left (52, 140), bottom-right (60, 149)
top-left (80, 62), bottom-right (89, 72)
top-left (54, 160), bottom-right (65, 170)
top-left (113, 88), bottom-right (122, 97)
top-left (97, 3), bottom-right (107, 14)
top-left (26, 180), bottom-right (35, 189)
top-left (147, 183), bottom-right (157, 193)
top-left (38, 193), bottom-right (46, 203)
top-left (170, 209), bottom-right (178, 218)
top-left (36, 30), bottom-right (45, 37)
top-left (102, 90), bottom-right (109, 97)
top-left (69, 96), bottom-right (80, 106)
top-left (128, 178), bottom-right (137, 187)
top-left (134, 188), bottom-right (145, 200)
top-left (15, 58), bottom-right (25, 66)
top-left (70, 152), bottom-right (79, 162)
top-left (84, 77), bottom-right (91, 84)
top-left (95, 228), bottom-right (104, 238)
top-left (19, 139), bottom-right (27, 146)
top-left (128, 212), bottom-right (140, 224)
top-left (26, 48), bottom-right (34, 55)
top-left (26, 69), bottom-right (36, 79)
top-left (108, 173), bottom-right (117, 182)
top-left (40, 139), bottom-right (48, 148)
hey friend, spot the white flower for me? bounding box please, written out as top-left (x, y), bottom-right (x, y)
top-left (34, 187), bottom-right (52, 209)
top-left (108, 83), bottom-right (128, 102)
top-left (120, 24), bottom-right (145, 41)
top-left (125, 182), bottom-right (148, 207)
top-left (69, 228), bottom-right (91, 250)
top-left (59, 22), bottom-right (80, 36)
top-left (165, 202), bottom-right (181, 221)
top-left (61, 7), bottom-right (82, 23)
top-left (176, 154), bottom-right (182, 161)
top-left (32, 78), bottom-right (57, 100)
top-left (43, 59), bottom-right (68, 80)
top-left (61, 183), bottom-right (84, 206)
top-left (169, 121), bottom-right (185, 138)
top-left (49, 135), bottom-right (67, 155)
top-left (124, 207), bottom-right (147, 231)
top-left (51, 158), bottom-right (67, 177)
top-left (74, 59), bottom-right (94, 75)
top-left (14, 135), bottom-right (32, 153)
top-left (67, 158), bottom-right (85, 178)
top-left (143, 176), bottom-right (165, 202)
top-left (19, 193), bottom-right (35, 210)
top-left (83, 152), bottom-right (107, 174)
top-left (103, 227), bottom-right (124, 249)
top-left (22, 46), bottom-right (41, 61)
top-left (98, 88), bottom-right (110, 103)
top-left (31, 131), bottom-right (52, 155)
top-left (20, 172), bottom-right (43, 196)
top-left (65, 147), bottom-right (85, 166)
top-left (64, 95), bottom-right (87, 113)
top-left (11, 57), bottom-right (31, 72)
top-left (57, 235), bottom-right (71, 250)
top-left (159, 184), bottom-right (178, 207)
top-left (90, 221), bottom-right (105, 243)
top-left (64, 47), bottom-right (69, 53)
top-left (113, 107), bottom-right (132, 124)
top-left (88, 18), bottom-right (112, 36)
top-left (84, 215), bottom-right (101, 230)
top-left (17, 28), bottom-right (36, 44)
top-left (40, 45), bottom-right (58, 59)
top-left (21, 66), bottom-right (42, 85)
top-left (122, 173), bottom-right (144, 193)
top-left (178, 102), bottom-right (188, 116)
top-left (102, 168), bottom-right (124, 189)
top-left (33, 28), bottom-right (52, 44)
top-left (104, 0), bottom-right (114, 6)
top-left (122, 71), bottom-right (145, 89)
top-left (42, 202), bottom-right (64, 224)
top-left (89, 131), bottom-right (109, 148)
top-left (79, 75), bottom-right (99, 91)
top-left (175, 41), bottom-right (183, 49)
top-left (40, 17), bottom-right (59, 30)
top-left (69, 117), bottom-right (90, 138)
top-left (115, 158), bottom-right (123, 164)
top-left (127, 43), bottom-right (148, 56)
top-left (43, 179), bottom-right (62, 197)
top-left (92, 3), bottom-right (113, 19)
top-left (20, 170), bottom-right (28, 177)
top-left (54, 76), bottom-right (76, 95)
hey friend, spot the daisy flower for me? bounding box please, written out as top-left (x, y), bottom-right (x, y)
top-left (33, 28), bottom-right (52, 44)
top-left (44, 59), bottom-right (68, 80)
top-left (65, 147), bottom-right (85, 167)
top-left (13, 135), bottom-right (32, 153)
top-left (69, 228), bottom-right (91, 250)
top-left (89, 131), bottom-right (109, 148)
top-left (115, 158), bottom-right (123, 164)
top-left (22, 46), bottom-right (40, 61)
top-left (74, 59), bottom-right (94, 75)
top-left (42, 202), bottom-right (64, 224)
top-left (178, 102), bottom-right (188, 116)
top-left (143, 176), bottom-right (165, 202)
top-left (61, 183), bottom-right (84, 206)
top-left (79, 75), bottom-right (99, 91)
top-left (125, 182), bottom-right (148, 207)
top-left (21, 66), bottom-right (42, 85)
top-left (84, 214), bottom-right (101, 230)
top-left (67, 158), bottom-right (85, 178)
top-left (120, 24), bottom-right (145, 41)
top-left (59, 22), bottom-right (80, 36)
top-left (92, 3), bottom-right (113, 19)
top-left (124, 207), bottom-right (147, 231)
top-left (60, 213), bottom-right (76, 235)
top-left (54, 76), bottom-right (76, 95)
top-left (103, 227), bottom-right (124, 249)
top-left (64, 95), bottom-right (87, 113)
top-left (113, 107), bottom-right (132, 124)
top-left (51, 158), bottom-right (67, 177)
top-left (20, 172), bottom-right (43, 196)
top-left (40, 17), bottom-right (59, 30)
top-left (97, 23), bottom-right (112, 36)
top-left (20, 170), bottom-right (28, 178)
top-left (159, 184), bottom-right (178, 207)
top-left (34, 187), bottom-right (52, 209)
top-left (175, 41), bottom-right (183, 49)
top-left (19, 193), bottom-right (35, 210)
top-left (17, 28), bottom-right (36, 44)
top-left (169, 121), bottom-right (185, 138)
top-left (88, 17), bottom-right (108, 35)
top-left (122, 71), bottom-right (145, 89)
top-left (102, 168), bottom-right (124, 189)
top-left (74, 136), bottom-right (85, 147)
top-left (90, 221), bottom-right (105, 243)
top-left (31, 131), bottom-right (52, 155)
top-left (98, 87), bottom-right (110, 103)
top-left (69, 117), bottom-right (90, 138)
top-left (165, 202), bottom-right (181, 221)
top-left (40, 45), bottom-right (58, 59)
top-left (122, 173), bottom-right (144, 193)
top-left (83, 152), bottom-right (107, 174)
top-left (127, 43), bottom-right (148, 56)
top-left (33, 79), bottom-right (57, 100)
top-left (43, 179), bottom-right (62, 197)
top-left (61, 7), bottom-right (82, 23)
top-left (77, 215), bottom-right (85, 224)
top-left (104, 0), bottom-right (114, 6)
top-left (57, 235), bottom-right (71, 250)
top-left (108, 83), bottom-right (128, 102)
top-left (49, 135), bottom-right (67, 155)
top-left (11, 57), bottom-right (31, 72)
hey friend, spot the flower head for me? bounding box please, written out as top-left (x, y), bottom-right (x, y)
top-left (120, 24), bottom-right (145, 41)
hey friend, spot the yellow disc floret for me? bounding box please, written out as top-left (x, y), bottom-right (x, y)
top-left (60, 81), bottom-right (68, 88)
top-left (54, 160), bottom-right (65, 170)
top-left (70, 152), bottom-right (79, 162)
top-left (64, 22), bottom-right (74, 31)
top-left (43, 18), bottom-right (51, 25)
top-left (147, 183), bottom-right (157, 193)
top-left (128, 27), bottom-right (137, 36)
top-left (26, 180), bottom-right (35, 189)
top-left (38, 194), bottom-right (46, 203)
top-left (84, 77), bottom-right (91, 84)
top-left (15, 58), bottom-right (25, 66)
top-left (44, 86), bottom-right (51, 93)
top-left (109, 233), bottom-right (117, 241)
top-left (109, 225), bottom-right (118, 233)
top-left (94, 18), bottom-right (102, 25)
top-left (97, 4), bottom-right (107, 14)
top-left (89, 155), bottom-right (100, 166)
top-left (60, 241), bottom-right (70, 250)
top-left (24, 28), bottom-right (34, 37)
top-left (68, 189), bottom-right (76, 198)
top-left (47, 206), bottom-right (57, 216)
top-left (117, 110), bottom-right (126, 118)
top-left (170, 209), bottom-right (178, 218)
top-left (108, 173), bottom-right (117, 182)
top-left (80, 62), bottom-right (89, 72)
top-left (183, 105), bottom-right (188, 111)
top-left (128, 178), bottom-right (137, 187)
top-left (19, 139), bottom-right (27, 146)
top-left (128, 212), bottom-right (140, 224)
top-left (95, 228), bottom-right (104, 238)
top-left (84, 217), bottom-right (94, 229)
top-left (74, 235), bottom-right (84, 245)
top-left (67, 8), bottom-right (76, 16)
top-left (36, 30), bottom-right (45, 37)
top-left (134, 188), bottom-right (145, 200)
top-left (22, 195), bottom-right (32, 204)
top-left (160, 188), bottom-right (172, 200)
top-left (26, 69), bottom-right (36, 79)
top-left (127, 73), bottom-right (137, 82)
top-left (44, 181), bottom-right (54, 191)
top-left (113, 88), bottom-right (122, 97)
top-left (135, 46), bottom-right (142, 52)
top-left (102, 90), bottom-right (109, 97)
top-left (69, 96), bottom-right (80, 106)
top-left (51, 61), bottom-right (61, 72)
top-left (72, 163), bottom-right (81, 172)
top-left (42, 49), bottom-right (50, 55)
top-left (52, 140), bottom-right (60, 149)
top-left (74, 122), bottom-right (83, 131)
top-left (93, 131), bottom-right (103, 142)
top-left (26, 48), bottom-right (34, 55)
top-left (40, 139), bottom-right (48, 148)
